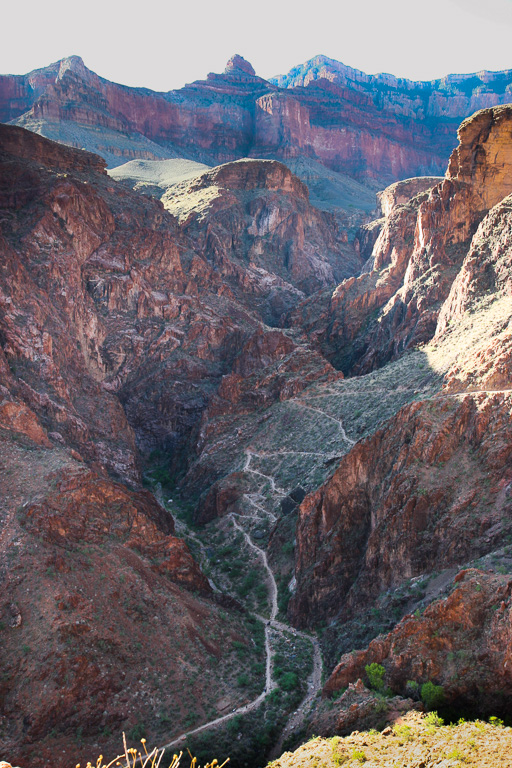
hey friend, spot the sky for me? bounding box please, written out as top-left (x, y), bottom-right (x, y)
top-left (3, 0), bottom-right (512, 91)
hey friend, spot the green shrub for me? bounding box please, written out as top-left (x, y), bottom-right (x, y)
top-left (405, 679), bottom-right (419, 698)
top-left (148, 466), bottom-right (173, 486)
top-left (365, 662), bottom-right (385, 692)
top-left (424, 711), bottom-right (444, 727)
top-left (447, 747), bottom-right (466, 761)
top-left (331, 736), bottom-right (348, 765)
top-left (237, 672), bottom-right (250, 687)
top-left (421, 680), bottom-right (445, 710)
top-left (393, 723), bottom-right (413, 742)
top-left (331, 686), bottom-right (347, 701)
top-left (126, 721), bottom-right (146, 741)
top-left (489, 715), bottom-right (505, 728)
top-left (279, 671), bottom-right (298, 691)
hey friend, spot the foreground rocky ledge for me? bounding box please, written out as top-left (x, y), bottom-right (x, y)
top-left (269, 711), bottom-right (512, 767)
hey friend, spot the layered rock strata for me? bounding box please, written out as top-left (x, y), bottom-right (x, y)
top-left (0, 123), bottom-right (351, 764)
top-left (288, 107), bottom-right (512, 715)
top-left (4, 54), bottom-right (512, 184)
top-left (289, 105), bottom-right (512, 375)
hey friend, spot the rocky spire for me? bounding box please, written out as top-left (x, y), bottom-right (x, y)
top-left (224, 54), bottom-right (256, 77)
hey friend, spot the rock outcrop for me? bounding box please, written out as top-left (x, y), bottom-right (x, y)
top-left (324, 570), bottom-right (512, 716)
top-left (272, 54), bottom-right (512, 120)
top-left (161, 158), bottom-right (358, 324)
top-left (376, 176), bottom-right (444, 218)
top-left (3, 87), bottom-right (512, 762)
top-left (0, 124), bottom-right (352, 474)
top-left (225, 55), bottom-right (256, 76)
top-left (0, 441), bottom-right (252, 768)
top-left (288, 105), bottom-right (512, 677)
top-left (289, 105), bottom-right (512, 375)
top-left (312, 679), bottom-right (421, 737)
top-left (290, 392), bottom-right (512, 627)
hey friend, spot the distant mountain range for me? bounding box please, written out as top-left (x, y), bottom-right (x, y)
top-left (3, 53), bottom-right (512, 186)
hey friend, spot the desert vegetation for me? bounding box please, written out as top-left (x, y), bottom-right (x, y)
top-left (268, 711), bottom-right (512, 768)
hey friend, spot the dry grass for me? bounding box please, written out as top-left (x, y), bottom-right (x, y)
top-left (78, 734), bottom-right (229, 768)
top-left (268, 711), bottom-right (512, 767)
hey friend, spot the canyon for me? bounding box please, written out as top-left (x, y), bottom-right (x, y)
top-left (1, 54), bottom-right (512, 768)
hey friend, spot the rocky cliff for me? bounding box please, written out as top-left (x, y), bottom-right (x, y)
top-left (289, 105), bottom-right (512, 375)
top-left (0, 123), bottom-right (349, 764)
top-left (4, 53), bottom-right (512, 187)
top-left (272, 54), bottom-right (512, 119)
top-left (323, 569), bottom-right (512, 717)
top-left (286, 105), bottom-right (512, 720)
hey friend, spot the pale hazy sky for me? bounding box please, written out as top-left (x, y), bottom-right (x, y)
top-left (3, 0), bottom-right (512, 91)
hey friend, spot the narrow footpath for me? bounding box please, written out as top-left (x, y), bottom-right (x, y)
top-left (159, 509), bottom-right (323, 756)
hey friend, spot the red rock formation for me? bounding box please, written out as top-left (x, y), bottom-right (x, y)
top-left (280, 103), bottom-right (512, 736)
top-left (1, 124), bottom-right (294, 766)
top-left (4, 92), bottom-right (512, 760)
top-left (435, 192), bottom-right (512, 393)
top-left (312, 679), bottom-right (421, 737)
top-left (273, 54), bottom-right (512, 120)
top-left (225, 55), bottom-right (256, 76)
top-left (0, 125), bottom-right (350, 479)
top-left (0, 120), bottom-right (354, 519)
top-left (0, 400), bottom-right (52, 447)
top-left (0, 439), bottom-right (251, 768)
top-left (324, 570), bottom-right (512, 716)
top-left (290, 392), bottom-right (512, 628)
top-left (349, 105), bottom-right (512, 374)
top-left (286, 188), bottom-right (426, 372)
top-left (4, 54), bottom-right (510, 182)
top-left (168, 158), bottom-right (358, 324)
top-left (187, 329), bottom-right (341, 520)
top-left (376, 177), bottom-right (443, 218)
top-left (291, 105), bottom-right (512, 375)
top-left (21, 467), bottom-right (209, 588)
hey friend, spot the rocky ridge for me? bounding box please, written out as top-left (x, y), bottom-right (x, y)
top-left (4, 52), bottom-right (512, 188)
top-left (272, 54), bottom-right (512, 119)
top-left (280, 105), bottom-right (512, 730)
top-left (0, 118), bottom-right (362, 765)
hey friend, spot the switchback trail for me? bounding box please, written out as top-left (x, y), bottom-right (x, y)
top-left (159, 507), bottom-right (323, 756)
top-left (159, 389), bottom-right (511, 753)
top-left (290, 399), bottom-right (356, 446)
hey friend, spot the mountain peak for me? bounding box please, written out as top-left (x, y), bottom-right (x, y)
top-left (224, 54), bottom-right (256, 77)
top-left (57, 55), bottom-right (88, 80)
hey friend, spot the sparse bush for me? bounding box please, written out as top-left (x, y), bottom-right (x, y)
top-left (331, 686), bottom-right (347, 701)
top-left (447, 746), bottom-right (467, 761)
top-left (489, 715), bottom-right (505, 727)
top-left (405, 679), bottom-right (419, 699)
top-left (331, 736), bottom-right (348, 765)
top-left (126, 722), bottom-right (146, 741)
top-left (279, 671), bottom-right (298, 691)
top-left (365, 662), bottom-right (385, 692)
top-left (421, 681), bottom-right (445, 710)
top-left (424, 711), bottom-right (444, 727)
top-left (148, 466), bottom-right (174, 486)
top-left (393, 723), bottom-right (413, 743)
